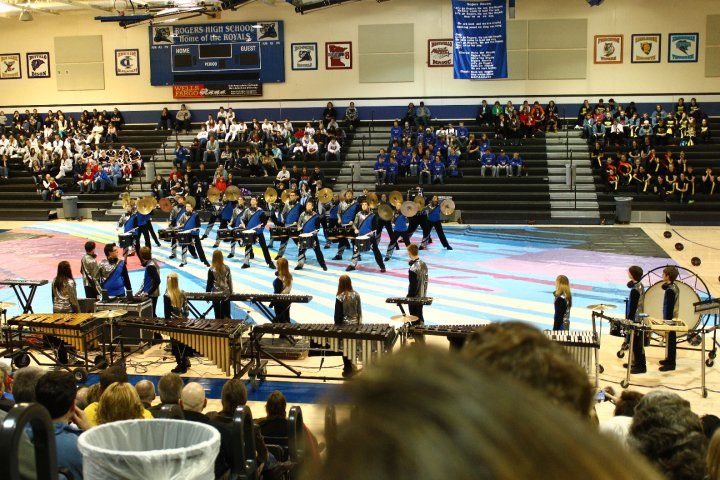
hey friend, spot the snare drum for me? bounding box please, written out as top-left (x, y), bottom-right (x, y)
top-left (239, 229), bottom-right (256, 247)
top-left (218, 228), bottom-right (235, 242)
top-left (355, 234), bottom-right (373, 252)
top-left (299, 232), bottom-right (316, 249)
top-left (118, 232), bottom-right (136, 249)
top-left (158, 228), bottom-right (177, 242)
top-left (270, 226), bottom-right (290, 240)
top-left (177, 231), bottom-right (194, 246)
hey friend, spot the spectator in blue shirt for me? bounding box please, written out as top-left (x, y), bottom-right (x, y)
top-left (398, 149), bottom-right (411, 177)
top-left (34, 370), bottom-right (91, 480)
top-left (511, 152), bottom-right (523, 176)
top-left (409, 152), bottom-right (421, 177)
top-left (174, 141), bottom-right (190, 168)
top-left (416, 101), bottom-right (432, 128)
top-left (431, 156), bottom-right (445, 184)
top-left (447, 146), bottom-right (461, 178)
top-left (386, 155), bottom-right (399, 185)
top-left (374, 149), bottom-right (387, 185)
top-left (389, 120), bottom-right (403, 148)
top-left (480, 148), bottom-right (497, 177)
top-left (419, 158), bottom-right (431, 184)
top-left (456, 121), bottom-right (469, 147)
top-left (495, 150), bottom-right (511, 177)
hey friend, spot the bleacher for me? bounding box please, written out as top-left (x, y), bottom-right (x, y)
top-left (362, 120), bottom-right (552, 224)
top-left (0, 125), bottom-right (170, 221)
top-left (591, 117), bottom-right (720, 225)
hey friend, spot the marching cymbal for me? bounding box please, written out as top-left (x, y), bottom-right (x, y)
top-left (93, 309), bottom-right (128, 319)
top-left (158, 197), bottom-right (173, 213)
top-left (414, 195), bottom-right (426, 209)
top-left (264, 187), bottom-right (278, 204)
top-left (391, 314), bottom-right (419, 323)
top-left (317, 187), bottom-right (333, 204)
top-left (224, 186), bottom-right (241, 202)
top-left (388, 190), bottom-right (403, 207)
top-left (440, 198), bottom-right (456, 216)
top-left (0, 301), bottom-right (16, 309)
top-left (207, 186), bottom-right (222, 204)
top-left (378, 204), bottom-right (394, 222)
top-left (280, 190), bottom-right (291, 203)
top-left (401, 201), bottom-right (418, 218)
top-left (366, 192), bottom-right (379, 209)
top-left (587, 303), bottom-right (617, 311)
top-left (137, 196), bottom-right (157, 215)
top-left (185, 195), bottom-right (197, 209)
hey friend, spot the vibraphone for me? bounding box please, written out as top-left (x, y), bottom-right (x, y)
top-left (4, 313), bottom-right (105, 380)
top-left (0, 279), bottom-right (49, 314)
top-left (250, 323), bottom-right (398, 381)
top-left (115, 317), bottom-right (248, 377)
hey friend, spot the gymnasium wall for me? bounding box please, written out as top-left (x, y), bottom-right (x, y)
top-left (0, 0), bottom-right (719, 118)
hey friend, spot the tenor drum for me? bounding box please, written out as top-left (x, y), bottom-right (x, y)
top-left (641, 281), bottom-right (702, 331)
top-left (355, 234), bottom-right (373, 252)
top-left (337, 225), bottom-right (356, 239)
top-left (217, 228), bottom-right (235, 241)
top-left (118, 232), bottom-right (136, 249)
top-left (270, 226), bottom-right (290, 239)
top-left (177, 231), bottom-right (194, 246)
top-left (158, 229), bottom-right (177, 242)
top-left (239, 229), bottom-right (256, 247)
top-left (299, 233), bottom-right (316, 249)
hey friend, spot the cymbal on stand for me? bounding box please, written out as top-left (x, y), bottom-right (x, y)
top-left (440, 198), bottom-right (456, 216)
top-left (391, 314), bottom-right (419, 323)
top-left (414, 195), bottom-right (426, 209)
top-left (137, 196), bottom-right (157, 215)
top-left (586, 304), bottom-right (617, 311)
top-left (280, 190), bottom-right (291, 203)
top-left (224, 186), bottom-right (241, 202)
top-left (93, 309), bottom-right (128, 319)
top-left (185, 195), bottom-right (197, 208)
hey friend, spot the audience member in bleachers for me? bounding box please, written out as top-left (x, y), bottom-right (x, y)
top-left (257, 390), bottom-right (320, 464)
top-left (599, 388), bottom-right (644, 448)
top-left (148, 372), bottom-right (184, 417)
top-left (629, 391), bottom-right (707, 480)
top-left (344, 101), bottom-right (360, 130)
top-left (11, 366), bottom-right (44, 403)
top-left (709, 429), bottom-right (720, 480)
top-left (134, 380), bottom-right (156, 410)
top-left (313, 346), bottom-right (661, 480)
top-left (84, 366), bottom-right (152, 425)
top-left (702, 415), bottom-right (720, 440)
top-left (96, 381), bottom-right (146, 425)
top-left (175, 104), bottom-right (192, 133)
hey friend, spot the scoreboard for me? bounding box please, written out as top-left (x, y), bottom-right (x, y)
top-left (149, 21), bottom-right (284, 86)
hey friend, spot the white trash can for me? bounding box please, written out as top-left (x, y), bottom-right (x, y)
top-left (78, 419), bottom-right (220, 480)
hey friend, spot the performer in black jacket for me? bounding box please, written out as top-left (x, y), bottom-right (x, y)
top-left (346, 200), bottom-right (386, 272)
top-left (553, 275), bottom-right (572, 331)
top-left (659, 265), bottom-right (680, 371)
top-left (625, 265), bottom-right (646, 374)
top-left (407, 243), bottom-right (428, 343)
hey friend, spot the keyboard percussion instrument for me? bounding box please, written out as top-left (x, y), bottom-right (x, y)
top-left (0, 279), bottom-right (49, 314)
top-left (183, 292), bottom-right (312, 321)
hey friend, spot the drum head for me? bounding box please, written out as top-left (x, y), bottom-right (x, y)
top-left (356, 235), bottom-right (371, 240)
top-left (642, 281), bottom-right (702, 331)
top-left (243, 229), bottom-right (255, 234)
top-left (300, 233), bottom-right (313, 238)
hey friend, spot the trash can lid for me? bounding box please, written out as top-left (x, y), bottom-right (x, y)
top-left (63, 196), bottom-right (78, 200)
top-left (613, 197), bottom-right (634, 202)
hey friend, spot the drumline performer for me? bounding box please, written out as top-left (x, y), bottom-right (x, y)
top-left (295, 200), bottom-right (328, 271)
top-left (136, 208), bottom-right (162, 248)
top-left (323, 193), bottom-right (340, 249)
top-left (179, 201), bottom-right (210, 267)
top-left (375, 193), bottom-right (395, 241)
top-left (238, 196), bottom-right (275, 270)
top-left (118, 203), bottom-right (140, 256)
top-left (275, 191), bottom-right (302, 259)
top-left (385, 203), bottom-right (411, 262)
top-left (420, 196), bottom-right (453, 250)
top-left (227, 196), bottom-right (247, 259)
top-left (168, 194), bottom-right (186, 259)
top-left (346, 200), bottom-right (386, 273)
top-left (332, 190), bottom-right (359, 261)
top-left (208, 197), bottom-right (236, 249)
top-left (98, 243), bottom-right (132, 298)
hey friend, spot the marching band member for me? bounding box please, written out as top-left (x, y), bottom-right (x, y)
top-left (332, 190), bottom-right (358, 260)
top-left (334, 274), bottom-right (362, 377)
top-left (295, 200), bottom-right (328, 271)
top-left (271, 258), bottom-right (293, 324)
top-left (137, 209), bottom-right (161, 249)
top-left (203, 196), bottom-right (236, 249)
top-left (658, 266), bottom-right (680, 372)
top-left (80, 241), bottom-right (101, 299)
top-left (323, 193), bottom-right (339, 249)
top-left (164, 273), bottom-right (193, 374)
top-left (239, 196), bottom-right (275, 270)
top-left (179, 202), bottom-right (210, 267)
top-left (385, 203), bottom-right (411, 261)
top-left (227, 196), bottom-right (247, 258)
top-left (276, 191), bottom-right (302, 259)
top-left (206, 249), bottom-right (233, 319)
top-left (98, 243), bottom-right (132, 298)
top-left (625, 265), bottom-right (646, 374)
top-left (136, 246), bottom-right (161, 317)
top-left (168, 194), bottom-right (186, 259)
top-left (553, 275), bottom-right (572, 331)
top-left (346, 200), bottom-right (386, 273)
top-left (118, 203), bottom-right (140, 256)
top-left (420, 196), bottom-right (453, 250)
top-left (374, 193), bottom-right (394, 242)
top-left (407, 244), bottom-right (428, 343)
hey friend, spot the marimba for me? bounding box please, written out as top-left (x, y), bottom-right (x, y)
top-left (0, 279), bottom-right (49, 314)
top-left (4, 313), bottom-right (105, 380)
top-left (115, 317), bottom-right (247, 377)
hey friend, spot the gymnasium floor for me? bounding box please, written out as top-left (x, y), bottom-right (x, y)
top-left (1, 220), bottom-right (719, 433)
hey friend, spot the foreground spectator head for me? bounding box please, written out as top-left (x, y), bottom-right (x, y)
top-left (461, 322), bottom-right (593, 418)
top-left (158, 372), bottom-right (184, 404)
top-left (614, 390), bottom-right (644, 417)
top-left (36, 371), bottom-right (77, 420)
top-left (220, 379), bottom-right (247, 415)
top-left (12, 366), bottom-right (45, 403)
top-left (99, 365), bottom-right (128, 393)
top-left (180, 382), bottom-right (207, 413)
top-left (313, 347), bottom-right (660, 480)
top-left (709, 429), bottom-right (720, 480)
top-left (629, 391), bottom-right (707, 480)
top-left (96, 382), bottom-right (144, 425)
top-left (265, 390), bottom-right (287, 418)
top-left (702, 415), bottom-right (720, 440)
top-left (86, 383), bottom-right (101, 405)
top-left (75, 386), bottom-right (90, 410)
top-left (135, 380), bottom-right (156, 407)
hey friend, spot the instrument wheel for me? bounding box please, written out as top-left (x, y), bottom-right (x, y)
top-left (703, 388), bottom-right (708, 398)
top-left (710, 350), bottom-right (717, 360)
top-left (73, 368), bottom-right (88, 383)
top-left (620, 342), bottom-right (629, 351)
top-left (616, 350), bottom-right (625, 359)
top-left (12, 352), bottom-right (30, 369)
top-left (620, 380), bottom-right (629, 389)
top-left (706, 359), bottom-right (714, 368)
top-left (598, 365), bottom-right (604, 374)
top-left (687, 332), bottom-right (702, 347)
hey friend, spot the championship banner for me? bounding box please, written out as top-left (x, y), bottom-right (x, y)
top-left (452, 0), bottom-right (507, 80)
top-left (173, 83), bottom-right (263, 98)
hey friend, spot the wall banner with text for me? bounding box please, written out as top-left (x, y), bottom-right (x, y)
top-left (452, 0), bottom-right (507, 80)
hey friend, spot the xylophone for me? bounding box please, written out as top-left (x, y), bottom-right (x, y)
top-left (250, 323), bottom-right (398, 381)
top-left (115, 317), bottom-right (248, 377)
top-left (184, 292), bottom-right (312, 321)
top-left (4, 313), bottom-right (105, 380)
top-left (0, 279), bottom-right (49, 314)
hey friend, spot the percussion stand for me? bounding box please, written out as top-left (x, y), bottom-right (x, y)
top-left (186, 299), bottom-right (216, 319)
top-left (8, 284), bottom-right (42, 314)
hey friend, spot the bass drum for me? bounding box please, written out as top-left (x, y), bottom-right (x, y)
top-left (641, 281), bottom-right (702, 331)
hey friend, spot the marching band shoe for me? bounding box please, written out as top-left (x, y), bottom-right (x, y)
top-left (658, 364), bottom-right (676, 372)
top-left (268, 263), bottom-right (276, 270)
top-left (201, 234), bottom-right (208, 240)
top-left (227, 253), bottom-right (234, 258)
top-left (155, 243), bottom-right (161, 248)
top-left (324, 244), bottom-right (331, 249)
top-left (631, 365), bottom-right (647, 374)
top-left (294, 265), bottom-right (303, 271)
top-left (322, 266), bottom-right (328, 271)
top-left (212, 243), bottom-right (220, 249)
top-left (179, 262), bottom-right (186, 267)
top-left (191, 254), bottom-right (198, 259)
top-left (383, 256), bottom-right (390, 262)
top-left (380, 268), bottom-right (386, 273)
top-left (659, 359), bottom-right (672, 365)
top-left (241, 264), bottom-right (250, 269)
top-left (345, 266), bottom-right (356, 272)
top-left (203, 262), bottom-right (210, 267)
top-left (446, 246), bottom-right (453, 250)
top-left (332, 254), bottom-right (342, 261)
top-left (169, 254), bottom-right (176, 259)
top-left (274, 254), bottom-right (282, 260)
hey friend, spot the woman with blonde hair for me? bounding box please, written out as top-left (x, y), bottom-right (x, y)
top-left (96, 382), bottom-right (144, 425)
top-left (207, 249), bottom-right (233, 318)
top-left (553, 275), bottom-right (572, 330)
top-left (271, 258), bottom-right (293, 324)
top-left (164, 272), bottom-right (193, 373)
